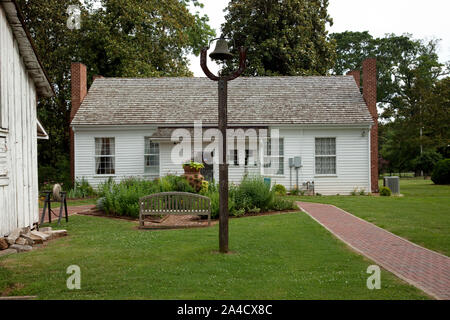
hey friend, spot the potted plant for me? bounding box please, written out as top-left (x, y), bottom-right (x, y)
top-left (182, 161), bottom-right (204, 174)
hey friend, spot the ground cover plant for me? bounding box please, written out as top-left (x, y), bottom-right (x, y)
top-left (97, 175), bottom-right (297, 219)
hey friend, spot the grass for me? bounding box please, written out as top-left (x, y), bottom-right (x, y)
top-left (289, 179), bottom-right (450, 256)
top-left (0, 213), bottom-right (427, 299)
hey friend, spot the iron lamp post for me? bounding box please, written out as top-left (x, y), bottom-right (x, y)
top-left (200, 37), bottom-right (247, 253)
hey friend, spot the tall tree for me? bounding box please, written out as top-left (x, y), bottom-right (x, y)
top-left (16, 0), bottom-right (214, 187)
top-left (331, 31), bottom-right (449, 173)
top-left (221, 0), bottom-right (336, 76)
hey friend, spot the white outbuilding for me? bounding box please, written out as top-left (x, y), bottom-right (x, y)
top-left (0, 0), bottom-right (53, 236)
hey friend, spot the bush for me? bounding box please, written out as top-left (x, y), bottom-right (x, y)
top-left (271, 197), bottom-right (297, 211)
top-left (203, 185), bottom-right (239, 219)
top-left (159, 175), bottom-right (195, 193)
top-left (67, 178), bottom-right (96, 199)
top-left (380, 186), bottom-right (391, 196)
top-left (272, 184), bottom-right (287, 196)
top-left (233, 175), bottom-right (274, 212)
top-left (431, 159), bottom-right (450, 185)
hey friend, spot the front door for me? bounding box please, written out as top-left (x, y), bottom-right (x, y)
top-left (201, 151), bottom-right (214, 182)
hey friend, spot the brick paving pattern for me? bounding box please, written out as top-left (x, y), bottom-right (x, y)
top-left (38, 205), bottom-right (95, 224)
top-left (297, 201), bottom-right (450, 300)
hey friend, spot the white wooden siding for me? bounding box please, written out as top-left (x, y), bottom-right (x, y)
top-left (74, 128), bottom-right (157, 187)
top-left (0, 6), bottom-right (39, 236)
top-left (74, 126), bottom-right (370, 195)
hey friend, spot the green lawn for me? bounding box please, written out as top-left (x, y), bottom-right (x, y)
top-left (289, 179), bottom-right (450, 256)
top-left (0, 213), bottom-right (427, 299)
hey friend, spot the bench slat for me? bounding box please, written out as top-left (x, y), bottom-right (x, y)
top-left (139, 192), bottom-right (211, 227)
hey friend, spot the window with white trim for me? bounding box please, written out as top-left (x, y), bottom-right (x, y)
top-left (144, 139), bottom-right (159, 175)
top-left (228, 148), bottom-right (257, 167)
top-left (263, 138), bottom-right (284, 175)
top-left (315, 138), bottom-right (336, 175)
top-left (0, 136), bottom-right (8, 178)
top-left (95, 138), bottom-right (115, 175)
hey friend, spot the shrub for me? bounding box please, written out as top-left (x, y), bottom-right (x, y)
top-left (159, 175), bottom-right (195, 193)
top-left (431, 159), bottom-right (450, 185)
top-left (380, 186), bottom-right (391, 196)
top-left (67, 178), bottom-right (96, 199)
top-left (204, 187), bottom-right (237, 219)
top-left (234, 175), bottom-right (274, 212)
top-left (272, 184), bottom-right (287, 196)
top-left (271, 197), bottom-right (297, 211)
top-left (98, 178), bottom-right (162, 217)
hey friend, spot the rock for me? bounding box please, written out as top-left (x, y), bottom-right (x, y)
top-left (9, 244), bottom-right (32, 252)
top-left (50, 230), bottom-right (67, 239)
top-left (28, 234), bottom-right (44, 244)
top-left (0, 248), bottom-right (17, 257)
top-left (16, 236), bottom-right (33, 246)
top-left (20, 226), bottom-right (30, 235)
top-left (30, 230), bottom-right (50, 241)
top-left (39, 227), bottom-right (52, 233)
top-left (7, 228), bottom-right (21, 245)
top-left (0, 237), bottom-right (9, 250)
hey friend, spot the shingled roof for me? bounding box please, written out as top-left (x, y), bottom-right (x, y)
top-left (71, 76), bottom-right (373, 126)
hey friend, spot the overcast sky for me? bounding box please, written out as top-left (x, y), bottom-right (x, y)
top-left (187, 0), bottom-right (450, 77)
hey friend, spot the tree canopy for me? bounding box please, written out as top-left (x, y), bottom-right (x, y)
top-left (16, 0), bottom-right (214, 187)
top-left (331, 31), bottom-right (449, 174)
top-left (221, 0), bottom-right (336, 76)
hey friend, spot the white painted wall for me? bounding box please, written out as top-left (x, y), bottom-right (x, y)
top-left (74, 126), bottom-right (370, 195)
top-left (265, 127), bottom-right (371, 195)
top-left (74, 127), bottom-right (162, 188)
top-left (0, 6), bottom-right (39, 236)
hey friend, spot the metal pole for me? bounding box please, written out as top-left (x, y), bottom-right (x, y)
top-left (200, 45), bottom-right (246, 254)
top-left (218, 78), bottom-right (229, 253)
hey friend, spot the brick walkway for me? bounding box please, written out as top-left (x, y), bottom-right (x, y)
top-left (38, 205), bottom-right (95, 224)
top-left (297, 201), bottom-right (450, 300)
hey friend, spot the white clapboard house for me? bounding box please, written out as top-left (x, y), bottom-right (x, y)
top-left (70, 59), bottom-right (379, 195)
top-left (0, 0), bottom-right (53, 236)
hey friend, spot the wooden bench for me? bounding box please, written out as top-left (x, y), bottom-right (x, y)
top-left (139, 192), bottom-right (211, 228)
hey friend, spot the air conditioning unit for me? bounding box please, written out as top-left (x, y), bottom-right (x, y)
top-left (384, 176), bottom-right (400, 194)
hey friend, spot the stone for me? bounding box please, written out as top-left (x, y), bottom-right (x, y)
top-left (7, 228), bottom-right (21, 245)
top-left (9, 244), bottom-right (32, 252)
top-left (0, 237), bottom-right (9, 250)
top-left (20, 226), bottom-right (30, 235)
top-left (28, 234), bottom-right (44, 244)
top-left (39, 227), bottom-right (52, 233)
top-left (50, 230), bottom-right (67, 239)
top-left (30, 230), bottom-right (50, 241)
top-left (0, 248), bottom-right (17, 257)
top-left (16, 236), bottom-right (33, 246)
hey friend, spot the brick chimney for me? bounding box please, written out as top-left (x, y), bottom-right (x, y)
top-left (70, 62), bottom-right (87, 183)
top-left (362, 58), bottom-right (379, 193)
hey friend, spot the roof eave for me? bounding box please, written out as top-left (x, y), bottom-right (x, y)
top-left (1, 0), bottom-right (54, 97)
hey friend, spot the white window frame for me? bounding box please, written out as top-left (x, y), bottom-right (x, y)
top-left (314, 137), bottom-right (337, 176)
top-left (144, 138), bottom-right (160, 176)
top-left (263, 137), bottom-right (285, 176)
top-left (94, 137), bottom-right (115, 175)
top-left (0, 133), bottom-right (9, 186)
